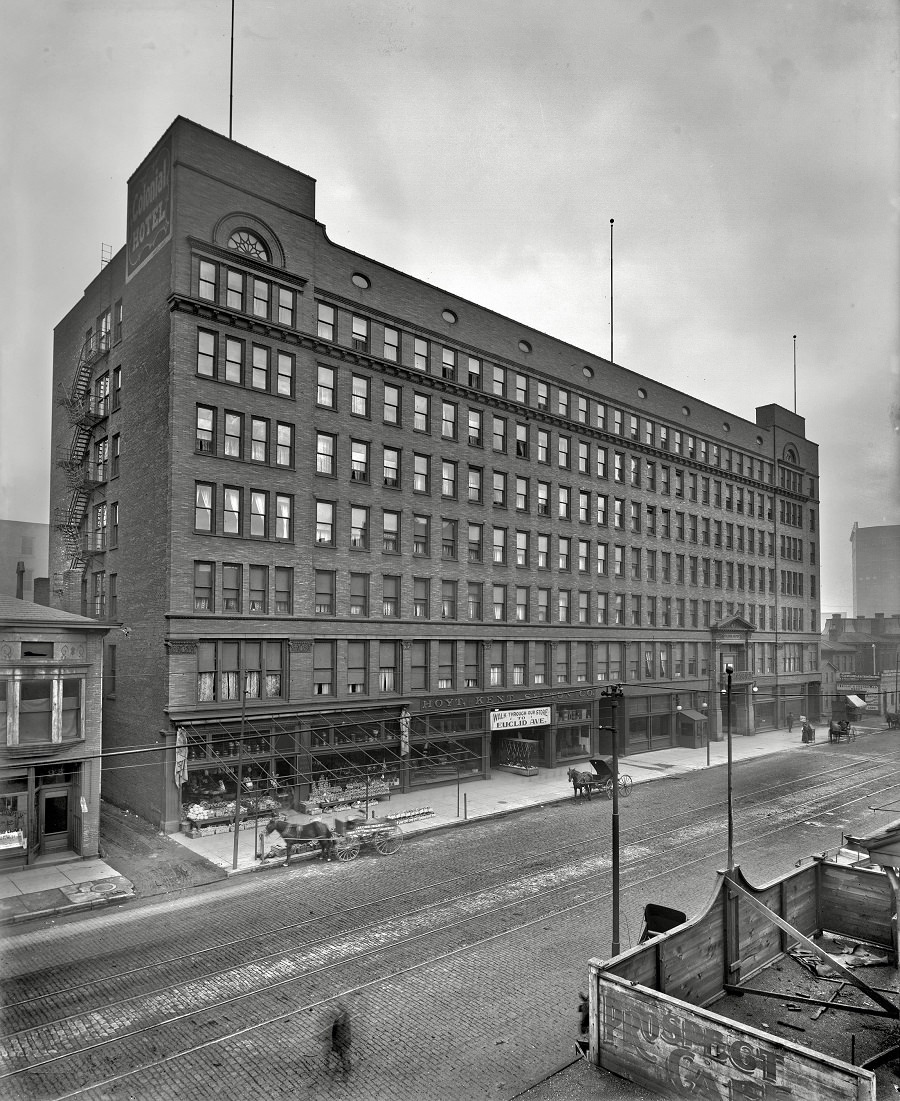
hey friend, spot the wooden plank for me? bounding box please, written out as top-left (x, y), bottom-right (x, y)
top-left (727, 877), bottom-right (898, 1017)
top-left (593, 972), bottom-right (876, 1101)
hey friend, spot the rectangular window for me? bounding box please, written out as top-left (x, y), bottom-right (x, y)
top-left (493, 364), bottom-right (506, 396)
top-left (442, 347), bottom-right (456, 380)
top-left (249, 565), bottom-right (268, 613)
top-left (379, 641), bottom-right (399, 692)
top-left (441, 580), bottom-right (457, 620)
top-left (383, 446), bottom-right (400, 488)
top-left (413, 514), bottom-right (429, 556)
top-left (493, 416), bottom-right (507, 452)
top-left (250, 491), bottom-right (267, 537)
top-left (253, 278), bottom-right (270, 318)
top-left (347, 641), bottom-right (367, 694)
top-left (315, 501), bottom-right (334, 545)
top-left (277, 352), bottom-right (294, 397)
top-left (442, 401), bottom-right (457, 439)
top-left (493, 527), bottom-right (507, 564)
top-left (351, 439), bottom-right (370, 482)
top-left (384, 326), bottom-right (399, 361)
top-left (195, 406), bottom-right (215, 453)
top-left (383, 575), bottom-right (400, 617)
top-left (352, 315), bottom-right (369, 352)
top-left (414, 393), bottom-right (430, 432)
top-left (467, 356), bottom-right (482, 388)
top-left (199, 261), bottom-right (217, 301)
top-left (314, 570), bottom-right (335, 614)
top-left (278, 287), bottom-right (294, 327)
top-left (194, 562), bottom-right (214, 611)
top-left (441, 519), bottom-right (457, 560)
top-left (251, 345), bottom-right (269, 390)
top-left (383, 383), bottom-right (401, 425)
top-left (351, 374), bottom-right (370, 417)
top-left (313, 641), bottom-right (334, 695)
top-left (197, 330), bottom-right (216, 377)
top-left (317, 364), bottom-right (335, 407)
top-left (465, 641), bottom-right (481, 688)
top-left (493, 471), bottom-right (507, 508)
top-left (316, 432), bottom-right (335, 476)
top-left (227, 269), bottom-right (244, 310)
top-left (437, 641), bottom-right (455, 689)
top-left (516, 530), bottom-right (529, 567)
top-left (468, 581), bottom-right (483, 619)
top-left (251, 417), bottom-right (268, 462)
top-left (224, 338), bottom-right (243, 384)
top-left (350, 506), bottom-right (369, 549)
top-left (350, 573), bottom-right (369, 616)
top-left (276, 423), bottom-right (293, 467)
top-left (275, 494), bottom-right (292, 540)
top-left (516, 476), bottom-right (529, 511)
top-left (383, 510), bottom-right (400, 552)
top-left (223, 563), bottom-right (242, 611)
top-left (414, 337), bottom-right (429, 371)
top-left (413, 577), bottom-right (430, 618)
top-left (493, 584), bottom-right (507, 621)
top-left (195, 483), bottom-right (214, 531)
top-left (442, 460), bottom-right (457, 498)
top-left (516, 586), bottom-right (529, 622)
top-left (317, 302), bottom-right (335, 340)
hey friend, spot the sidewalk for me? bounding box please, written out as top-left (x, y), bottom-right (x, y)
top-left (1, 721), bottom-right (887, 925)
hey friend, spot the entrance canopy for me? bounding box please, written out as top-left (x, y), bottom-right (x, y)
top-left (846, 694), bottom-right (866, 708)
top-left (679, 709), bottom-right (708, 723)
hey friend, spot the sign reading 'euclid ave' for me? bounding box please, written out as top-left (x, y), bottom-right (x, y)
top-left (490, 707), bottom-right (551, 732)
top-left (126, 134), bottom-right (173, 281)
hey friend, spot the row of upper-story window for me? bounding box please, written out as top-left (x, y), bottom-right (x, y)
top-left (0, 675), bottom-right (84, 746)
top-left (197, 258), bottom-right (298, 327)
top-left (193, 484), bottom-right (293, 540)
top-left (194, 320), bottom-right (797, 495)
top-left (310, 496), bottom-right (812, 564)
top-left (187, 634), bottom-right (818, 707)
top-left (84, 301), bottom-right (123, 358)
top-left (313, 302), bottom-right (807, 487)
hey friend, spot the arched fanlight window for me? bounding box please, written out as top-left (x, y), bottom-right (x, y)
top-left (227, 230), bottom-right (269, 262)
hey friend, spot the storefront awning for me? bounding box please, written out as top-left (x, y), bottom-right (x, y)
top-left (680, 709), bottom-right (708, 723)
top-left (846, 694), bottom-right (867, 709)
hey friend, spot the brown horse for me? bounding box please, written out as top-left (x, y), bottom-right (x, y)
top-left (567, 767), bottom-right (595, 800)
top-left (264, 817), bottom-right (334, 865)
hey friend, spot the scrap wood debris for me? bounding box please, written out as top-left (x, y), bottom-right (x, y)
top-left (788, 943), bottom-right (890, 978)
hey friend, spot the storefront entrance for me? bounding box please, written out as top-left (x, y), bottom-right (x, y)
top-left (39, 786), bottom-right (72, 854)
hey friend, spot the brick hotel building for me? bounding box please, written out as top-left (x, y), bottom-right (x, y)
top-left (48, 118), bottom-right (822, 832)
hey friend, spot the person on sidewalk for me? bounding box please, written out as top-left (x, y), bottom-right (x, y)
top-left (801, 720), bottom-right (814, 744)
top-left (786, 712), bottom-right (794, 733)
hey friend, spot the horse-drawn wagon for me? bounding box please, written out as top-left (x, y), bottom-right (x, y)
top-left (567, 757), bottom-right (633, 801)
top-left (828, 719), bottom-right (857, 743)
top-left (261, 814), bottom-right (403, 866)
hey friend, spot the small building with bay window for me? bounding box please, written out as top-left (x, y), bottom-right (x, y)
top-left (0, 596), bottom-right (109, 868)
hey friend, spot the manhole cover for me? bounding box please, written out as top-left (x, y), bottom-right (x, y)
top-left (91, 881), bottom-right (118, 894)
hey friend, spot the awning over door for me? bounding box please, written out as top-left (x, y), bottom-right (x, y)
top-left (680, 709), bottom-right (708, 723)
top-left (846, 694), bottom-right (867, 709)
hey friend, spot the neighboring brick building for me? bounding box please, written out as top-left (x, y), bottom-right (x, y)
top-left (49, 117), bottom-right (823, 832)
top-left (850, 523), bottom-right (900, 617)
top-left (0, 595), bottom-right (108, 868)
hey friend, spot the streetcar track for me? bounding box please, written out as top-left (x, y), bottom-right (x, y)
top-left (3, 746), bottom-right (888, 1012)
top-left (3, 754), bottom-right (898, 1100)
top-left (26, 763), bottom-right (900, 1101)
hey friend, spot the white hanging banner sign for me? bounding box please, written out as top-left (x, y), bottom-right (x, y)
top-left (490, 706), bottom-right (551, 731)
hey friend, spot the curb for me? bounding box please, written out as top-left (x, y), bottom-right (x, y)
top-left (5, 891), bottom-right (134, 926)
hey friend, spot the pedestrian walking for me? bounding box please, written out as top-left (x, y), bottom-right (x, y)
top-left (787, 712), bottom-right (794, 733)
top-left (327, 1006), bottom-right (352, 1077)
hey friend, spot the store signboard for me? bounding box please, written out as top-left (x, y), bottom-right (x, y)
top-left (490, 706), bottom-right (551, 732)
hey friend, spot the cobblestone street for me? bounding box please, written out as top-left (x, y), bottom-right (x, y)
top-left (3, 736), bottom-right (898, 1101)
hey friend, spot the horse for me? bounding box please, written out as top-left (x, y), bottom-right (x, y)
top-left (264, 817), bottom-right (334, 865)
top-left (886, 711), bottom-right (899, 730)
top-left (567, 767), bottom-right (595, 801)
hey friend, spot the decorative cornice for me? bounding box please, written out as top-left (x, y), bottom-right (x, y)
top-left (166, 639), bottom-right (198, 655)
top-left (289, 639), bottom-right (312, 654)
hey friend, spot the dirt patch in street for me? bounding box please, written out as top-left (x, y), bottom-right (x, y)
top-left (99, 799), bottom-right (227, 899)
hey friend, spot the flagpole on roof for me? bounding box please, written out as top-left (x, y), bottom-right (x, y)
top-left (229, 0), bottom-right (235, 140)
top-left (793, 334), bottom-right (797, 413)
top-left (610, 219), bottom-right (614, 364)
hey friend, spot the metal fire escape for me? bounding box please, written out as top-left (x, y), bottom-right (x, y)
top-left (54, 331), bottom-right (110, 572)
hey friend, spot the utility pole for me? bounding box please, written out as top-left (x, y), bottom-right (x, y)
top-left (601, 682), bottom-right (624, 955)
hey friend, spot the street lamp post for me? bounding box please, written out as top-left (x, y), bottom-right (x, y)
top-left (722, 664), bottom-right (734, 871)
top-left (700, 701), bottom-right (709, 765)
top-left (601, 682), bottom-right (624, 956)
top-left (231, 676), bottom-right (247, 871)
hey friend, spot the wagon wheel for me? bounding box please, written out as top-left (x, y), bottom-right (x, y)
top-left (618, 774), bottom-right (633, 796)
top-left (336, 836), bottom-right (361, 861)
top-left (600, 778), bottom-right (615, 800)
top-left (374, 825), bottom-right (403, 856)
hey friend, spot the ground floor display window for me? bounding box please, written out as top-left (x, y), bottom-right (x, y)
top-left (556, 705), bottom-right (593, 761)
top-left (753, 697), bottom-right (776, 730)
top-left (410, 734), bottom-right (484, 787)
top-left (0, 783), bottom-right (27, 863)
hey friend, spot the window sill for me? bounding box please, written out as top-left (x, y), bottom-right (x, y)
top-left (6, 740), bottom-right (86, 757)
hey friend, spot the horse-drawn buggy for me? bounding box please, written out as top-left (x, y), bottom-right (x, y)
top-left (262, 814), bottom-right (403, 866)
top-left (567, 757), bottom-right (633, 801)
top-left (828, 719), bottom-right (857, 743)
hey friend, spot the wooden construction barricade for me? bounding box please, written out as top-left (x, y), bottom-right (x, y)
top-left (586, 859), bottom-right (899, 1100)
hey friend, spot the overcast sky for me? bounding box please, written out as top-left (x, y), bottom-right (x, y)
top-left (1, 0), bottom-right (897, 617)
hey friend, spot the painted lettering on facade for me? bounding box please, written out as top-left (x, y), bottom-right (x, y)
top-left (127, 137), bottom-right (172, 280)
top-left (420, 686), bottom-right (596, 712)
top-left (490, 706), bottom-right (551, 732)
top-left (598, 983), bottom-right (791, 1099)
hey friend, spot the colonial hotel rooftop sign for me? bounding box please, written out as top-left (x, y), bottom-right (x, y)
top-left (127, 133), bottom-right (172, 281)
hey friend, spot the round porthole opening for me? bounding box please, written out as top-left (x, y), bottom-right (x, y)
top-left (442, 309), bottom-right (457, 324)
top-left (518, 339), bottom-right (532, 354)
top-left (351, 273), bottom-right (371, 289)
